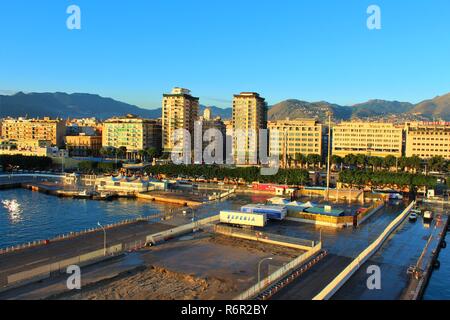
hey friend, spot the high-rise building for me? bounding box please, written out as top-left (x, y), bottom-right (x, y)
top-left (102, 115), bottom-right (162, 159)
top-left (232, 92), bottom-right (268, 164)
top-left (405, 122), bottom-right (450, 159)
top-left (1, 117), bottom-right (66, 147)
top-left (332, 121), bottom-right (403, 158)
top-left (197, 109), bottom-right (226, 162)
top-left (268, 119), bottom-right (324, 161)
top-left (162, 88), bottom-right (199, 153)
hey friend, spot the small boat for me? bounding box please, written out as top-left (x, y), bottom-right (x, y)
top-left (409, 212), bottom-right (418, 222)
top-left (423, 210), bottom-right (433, 222)
top-left (74, 190), bottom-right (92, 199)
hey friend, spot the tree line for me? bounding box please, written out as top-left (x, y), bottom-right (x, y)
top-left (144, 164), bottom-right (310, 185)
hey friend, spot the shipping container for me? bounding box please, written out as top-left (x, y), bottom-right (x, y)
top-left (220, 210), bottom-right (267, 227)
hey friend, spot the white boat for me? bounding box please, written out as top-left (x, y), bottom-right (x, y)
top-left (409, 212), bottom-right (418, 222)
top-left (423, 210), bottom-right (433, 222)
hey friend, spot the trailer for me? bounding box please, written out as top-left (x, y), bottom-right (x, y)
top-left (220, 210), bottom-right (267, 227)
top-left (241, 204), bottom-right (287, 220)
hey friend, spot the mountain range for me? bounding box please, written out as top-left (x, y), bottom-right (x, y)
top-left (1, 91), bottom-right (450, 122)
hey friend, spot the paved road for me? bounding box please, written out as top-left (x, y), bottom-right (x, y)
top-left (265, 201), bottom-right (407, 300)
top-left (0, 220), bottom-right (174, 287)
top-left (333, 205), bottom-right (448, 300)
top-left (271, 254), bottom-right (352, 300)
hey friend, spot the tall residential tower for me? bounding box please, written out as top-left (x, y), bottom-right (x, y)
top-left (162, 88), bottom-right (199, 153)
top-left (232, 92), bottom-right (268, 164)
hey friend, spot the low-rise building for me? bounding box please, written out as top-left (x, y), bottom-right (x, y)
top-left (332, 121), bottom-right (403, 158)
top-left (65, 134), bottom-right (102, 157)
top-left (102, 115), bottom-right (162, 159)
top-left (1, 117), bottom-right (66, 147)
top-left (405, 122), bottom-right (450, 159)
top-left (268, 119), bottom-right (323, 161)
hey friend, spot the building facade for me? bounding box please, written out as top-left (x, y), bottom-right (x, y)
top-left (162, 88), bottom-right (199, 153)
top-left (1, 117), bottom-right (66, 147)
top-left (268, 119), bottom-right (323, 161)
top-left (102, 115), bottom-right (162, 159)
top-left (332, 122), bottom-right (403, 158)
top-left (232, 92), bottom-right (268, 164)
top-left (405, 122), bottom-right (450, 159)
top-left (65, 134), bottom-right (102, 157)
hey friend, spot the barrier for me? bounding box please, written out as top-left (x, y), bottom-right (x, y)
top-left (146, 215), bottom-right (220, 244)
top-left (234, 242), bottom-right (322, 300)
top-left (214, 225), bottom-right (315, 250)
top-left (313, 201), bottom-right (416, 300)
top-left (6, 244), bottom-right (122, 286)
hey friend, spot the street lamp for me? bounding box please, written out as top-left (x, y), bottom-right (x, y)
top-left (97, 222), bottom-right (107, 256)
top-left (258, 257), bottom-right (274, 288)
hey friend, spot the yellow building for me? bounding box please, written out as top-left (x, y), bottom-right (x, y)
top-left (102, 115), bottom-right (162, 159)
top-left (162, 88), bottom-right (199, 153)
top-left (65, 134), bottom-right (102, 157)
top-left (332, 122), bottom-right (403, 158)
top-left (405, 122), bottom-right (450, 159)
top-left (1, 117), bottom-right (66, 147)
top-left (268, 119), bottom-right (323, 160)
top-left (232, 92), bottom-right (268, 164)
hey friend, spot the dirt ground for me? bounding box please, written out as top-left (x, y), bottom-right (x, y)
top-left (62, 232), bottom-right (306, 300)
top-left (72, 265), bottom-right (236, 300)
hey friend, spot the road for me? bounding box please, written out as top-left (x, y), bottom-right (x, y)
top-left (333, 204), bottom-right (448, 300)
top-left (0, 220), bottom-right (174, 287)
top-left (266, 201), bottom-right (407, 300)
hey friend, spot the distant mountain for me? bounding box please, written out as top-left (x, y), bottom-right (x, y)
top-left (0, 92), bottom-right (233, 120)
top-left (0, 92), bottom-right (161, 119)
top-left (268, 99), bottom-right (352, 122)
top-left (2, 91), bottom-right (450, 122)
top-left (409, 93), bottom-right (450, 120)
top-left (351, 100), bottom-right (415, 119)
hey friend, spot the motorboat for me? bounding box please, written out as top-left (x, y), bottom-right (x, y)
top-left (423, 210), bottom-right (433, 222)
top-left (409, 212), bottom-right (418, 222)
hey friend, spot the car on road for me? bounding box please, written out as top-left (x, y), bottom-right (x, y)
top-left (409, 212), bottom-right (418, 222)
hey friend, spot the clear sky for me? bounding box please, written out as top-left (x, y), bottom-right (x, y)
top-left (0, 0), bottom-right (449, 109)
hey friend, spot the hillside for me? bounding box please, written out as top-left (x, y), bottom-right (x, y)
top-left (351, 100), bottom-right (414, 118)
top-left (0, 92), bottom-right (232, 120)
top-left (409, 93), bottom-right (450, 120)
top-left (268, 99), bottom-right (352, 122)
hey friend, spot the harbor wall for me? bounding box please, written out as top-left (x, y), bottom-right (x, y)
top-left (313, 201), bottom-right (415, 300)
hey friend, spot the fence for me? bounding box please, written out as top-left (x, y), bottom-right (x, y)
top-left (214, 225), bottom-right (315, 250)
top-left (234, 242), bottom-right (322, 300)
top-left (4, 244), bottom-right (122, 287)
top-left (0, 215), bottom-right (162, 255)
top-left (312, 201), bottom-right (416, 300)
top-left (146, 214), bottom-right (220, 244)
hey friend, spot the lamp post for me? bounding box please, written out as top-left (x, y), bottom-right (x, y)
top-left (97, 222), bottom-right (107, 256)
top-left (326, 112), bottom-right (332, 200)
top-left (258, 257), bottom-right (273, 289)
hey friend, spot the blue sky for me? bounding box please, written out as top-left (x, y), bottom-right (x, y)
top-left (0, 0), bottom-right (449, 109)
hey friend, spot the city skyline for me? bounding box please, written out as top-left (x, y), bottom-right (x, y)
top-left (1, 1), bottom-right (450, 109)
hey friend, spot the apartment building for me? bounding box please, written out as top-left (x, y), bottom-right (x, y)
top-left (162, 87), bottom-right (199, 153)
top-left (102, 115), bottom-right (162, 159)
top-left (405, 122), bottom-right (450, 159)
top-left (232, 92), bottom-right (268, 164)
top-left (0, 117), bottom-right (66, 147)
top-left (332, 122), bottom-right (403, 158)
top-left (268, 119), bottom-right (323, 160)
top-left (65, 134), bottom-right (102, 157)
